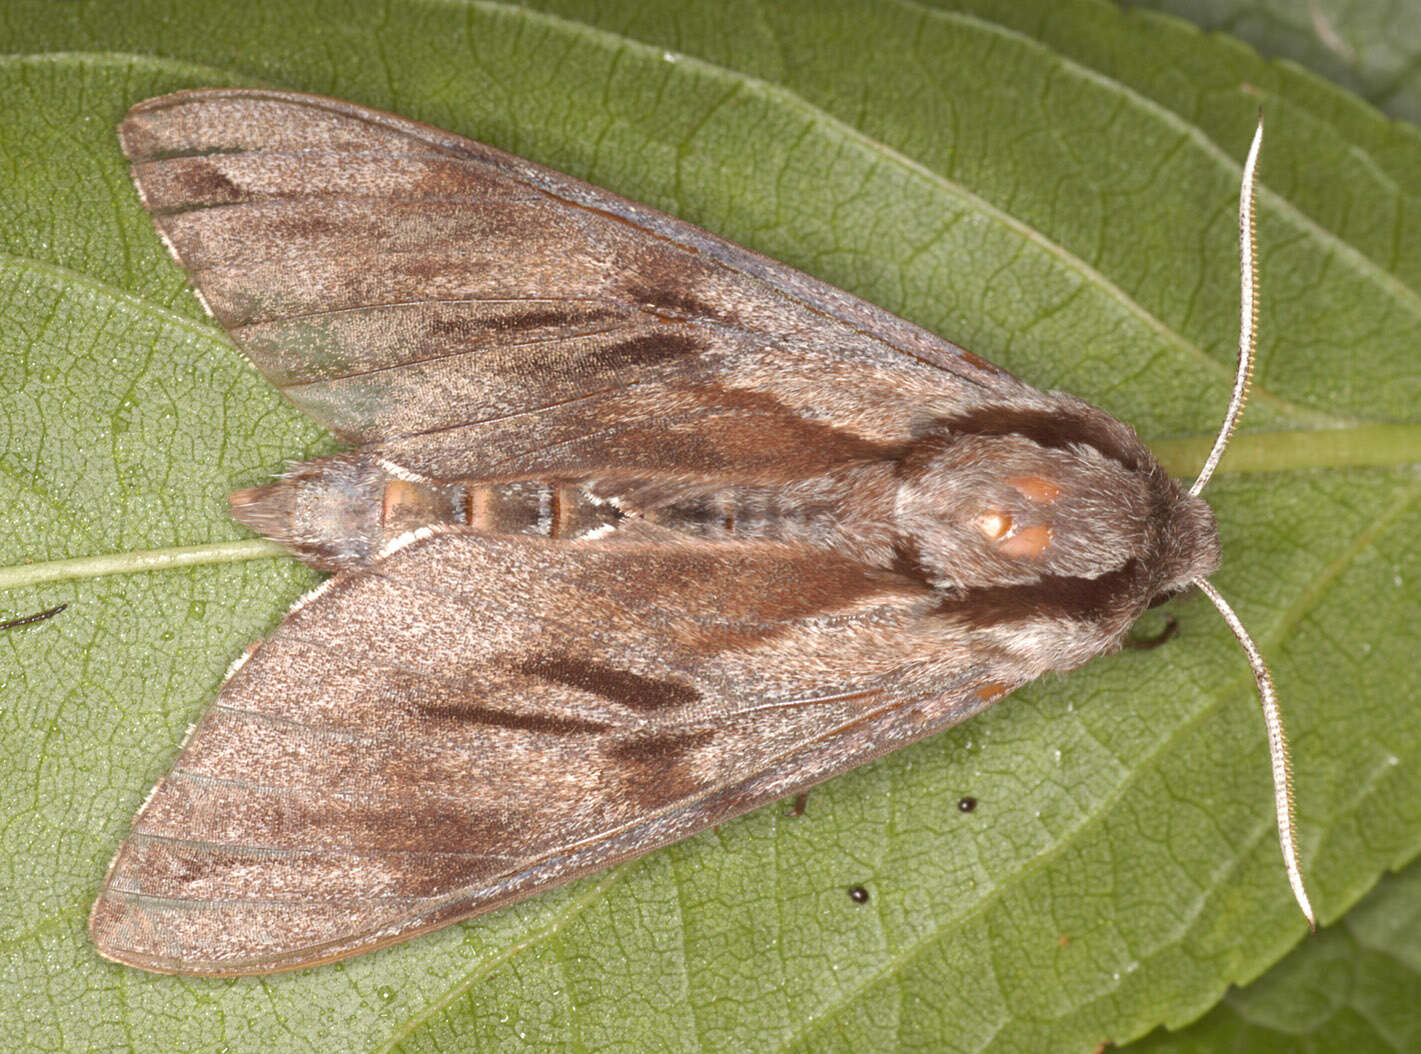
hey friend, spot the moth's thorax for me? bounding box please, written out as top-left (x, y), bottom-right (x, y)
top-left (894, 430), bottom-right (1219, 595)
top-left (894, 431), bottom-right (1150, 590)
top-left (881, 394), bottom-right (1223, 676)
top-left (922, 394), bottom-right (1214, 568)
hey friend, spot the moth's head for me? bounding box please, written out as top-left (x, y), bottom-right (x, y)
top-left (1146, 481), bottom-right (1222, 605)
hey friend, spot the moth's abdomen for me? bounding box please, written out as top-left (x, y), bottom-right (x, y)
top-left (632, 488), bottom-right (843, 545)
top-left (231, 453), bottom-right (623, 571)
top-left (233, 448), bottom-right (904, 571)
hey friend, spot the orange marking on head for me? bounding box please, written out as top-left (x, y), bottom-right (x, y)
top-left (1009, 476), bottom-right (1062, 503)
top-left (975, 511), bottom-right (1012, 540)
top-left (1000, 524), bottom-right (1052, 558)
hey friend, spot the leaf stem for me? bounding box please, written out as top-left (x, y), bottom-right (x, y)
top-left (0, 539), bottom-right (287, 591)
top-left (1153, 424), bottom-right (1421, 479)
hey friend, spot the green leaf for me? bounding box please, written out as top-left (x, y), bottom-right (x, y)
top-left (1124, 0), bottom-right (1421, 126)
top-left (1135, 855), bottom-right (1421, 1050)
top-left (0, 1), bottom-right (1416, 1050)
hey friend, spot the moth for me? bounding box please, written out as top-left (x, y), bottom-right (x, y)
top-left (89, 90), bottom-right (1309, 975)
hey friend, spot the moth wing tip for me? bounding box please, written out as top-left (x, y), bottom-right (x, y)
top-left (88, 889), bottom-right (170, 974)
top-left (87, 889), bottom-right (264, 977)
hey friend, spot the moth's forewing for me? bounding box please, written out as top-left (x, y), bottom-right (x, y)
top-left (117, 90), bottom-right (1019, 479)
top-left (90, 529), bottom-right (1010, 974)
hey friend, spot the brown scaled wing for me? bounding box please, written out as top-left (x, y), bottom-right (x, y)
top-left (116, 89), bottom-right (1021, 477)
top-left (91, 90), bottom-right (1019, 974)
top-left (92, 529), bottom-right (1010, 973)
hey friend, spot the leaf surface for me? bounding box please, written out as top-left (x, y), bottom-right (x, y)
top-left (1136, 857), bottom-right (1421, 1051)
top-left (0, 1), bottom-right (1417, 1050)
top-left (1127, 0), bottom-right (1421, 125)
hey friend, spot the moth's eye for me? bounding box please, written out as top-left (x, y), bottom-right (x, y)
top-left (1147, 589), bottom-right (1180, 609)
top-left (1008, 476), bottom-right (1062, 503)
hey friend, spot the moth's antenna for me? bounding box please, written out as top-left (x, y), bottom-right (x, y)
top-left (1191, 116), bottom-right (1262, 498)
top-left (1188, 116), bottom-right (1314, 929)
top-left (1196, 580), bottom-right (1314, 929)
top-left (0, 603), bottom-right (67, 631)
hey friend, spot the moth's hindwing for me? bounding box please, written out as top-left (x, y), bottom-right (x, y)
top-left (90, 529), bottom-right (1011, 974)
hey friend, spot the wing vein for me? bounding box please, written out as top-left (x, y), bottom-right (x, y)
top-left (273, 320), bottom-right (639, 389)
top-left (126, 829), bottom-right (519, 863)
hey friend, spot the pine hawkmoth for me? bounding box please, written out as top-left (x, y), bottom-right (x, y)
top-left (88, 90), bottom-right (1308, 975)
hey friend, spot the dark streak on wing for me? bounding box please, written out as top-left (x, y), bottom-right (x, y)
top-left (576, 332), bottom-right (706, 373)
top-left (608, 728), bottom-right (716, 764)
top-left (133, 145), bottom-right (250, 165)
top-left (253, 632), bottom-right (627, 743)
top-left (937, 560), bottom-right (1147, 628)
top-left (147, 189), bottom-right (529, 219)
top-left (518, 654), bottom-right (701, 712)
top-left (461, 305), bottom-right (614, 333)
top-left (232, 295), bottom-right (611, 330)
top-left (622, 282), bottom-right (731, 325)
top-left (701, 386), bottom-right (904, 456)
top-left (412, 702), bottom-right (614, 736)
top-left (610, 729), bottom-right (719, 809)
top-left (162, 164), bottom-right (243, 207)
top-left (929, 404), bottom-right (1146, 471)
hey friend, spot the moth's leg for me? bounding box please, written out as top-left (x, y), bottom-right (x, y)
top-left (1125, 615), bottom-right (1179, 650)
